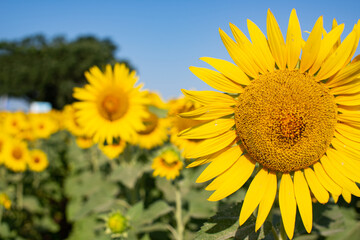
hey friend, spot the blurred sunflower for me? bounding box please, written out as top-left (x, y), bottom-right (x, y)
top-left (73, 63), bottom-right (149, 144)
top-left (181, 9), bottom-right (360, 239)
top-left (152, 149), bottom-right (183, 180)
top-left (0, 133), bottom-right (10, 165)
top-left (132, 92), bottom-right (169, 149)
top-left (75, 136), bottom-right (95, 149)
top-left (99, 140), bottom-right (126, 160)
top-left (28, 149), bottom-right (49, 172)
top-left (29, 113), bottom-right (57, 139)
top-left (168, 97), bottom-right (207, 154)
top-left (63, 104), bottom-right (87, 137)
top-left (3, 112), bottom-right (27, 137)
top-left (0, 193), bottom-right (11, 209)
top-left (4, 138), bottom-right (29, 172)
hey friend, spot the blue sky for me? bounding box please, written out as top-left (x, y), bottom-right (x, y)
top-left (1, 0), bottom-right (360, 100)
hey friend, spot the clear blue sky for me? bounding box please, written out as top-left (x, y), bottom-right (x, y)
top-left (1, 0), bottom-right (360, 100)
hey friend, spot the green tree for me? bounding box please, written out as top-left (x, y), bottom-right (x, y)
top-left (0, 34), bottom-right (130, 109)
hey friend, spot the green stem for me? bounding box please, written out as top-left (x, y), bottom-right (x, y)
top-left (271, 225), bottom-right (280, 240)
top-left (90, 147), bottom-right (99, 172)
top-left (279, 218), bottom-right (288, 240)
top-left (0, 206), bottom-right (3, 225)
top-left (17, 179), bottom-right (23, 210)
top-left (175, 185), bottom-right (184, 240)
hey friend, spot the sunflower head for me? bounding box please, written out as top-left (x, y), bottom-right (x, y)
top-left (28, 149), bottom-right (49, 172)
top-left (152, 149), bottom-right (183, 180)
top-left (181, 9), bottom-right (360, 239)
top-left (99, 140), bottom-right (127, 160)
top-left (4, 138), bottom-right (29, 172)
top-left (73, 63), bottom-right (149, 144)
top-left (0, 193), bottom-right (11, 210)
top-left (106, 211), bottom-right (128, 235)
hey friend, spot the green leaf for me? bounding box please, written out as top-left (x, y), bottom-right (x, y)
top-left (155, 177), bottom-right (177, 202)
top-left (127, 201), bottom-right (144, 223)
top-left (138, 200), bottom-right (173, 226)
top-left (22, 196), bottom-right (42, 213)
top-left (195, 202), bottom-right (272, 240)
top-left (110, 162), bottom-right (151, 189)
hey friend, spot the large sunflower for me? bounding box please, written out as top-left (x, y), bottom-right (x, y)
top-left (180, 9), bottom-right (360, 239)
top-left (73, 63), bottom-right (149, 144)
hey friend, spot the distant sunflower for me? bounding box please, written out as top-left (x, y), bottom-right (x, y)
top-left (168, 97), bottom-right (207, 153)
top-left (99, 140), bottom-right (126, 160)
top-left (152, 149), bottom-right (183, 180)
top-left (63, 104), bottom-right (87, 136)
top-left (28, 149), bottom-right (49, 172)
top-left (73, 63), bottom-right (149, 144)
top-left (29, 113), bottom-right (57, 139)
top-left (0, 133), bottom-right (9, 165)
top-left (4, 138), bottom-right (29, 172)
top-left (133, 92), bottom-right (169, 149)
top-left (3, 112), bottom-right (27, 137)
top-left (75, 136), bottom-right (94, 149)
top-left (181, 9), bottom-right (360, 239)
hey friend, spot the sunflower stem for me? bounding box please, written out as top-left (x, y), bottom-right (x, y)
top-left (91, 146), bottom-right (99, 172)
top-left (17, 176), bottom-right (23, 210)
top-left (279, 218), bottom-right (287, 240)
top-left (0, 206), bottom-right (3, 225)
top-left (175, 184), bottom-right (184, 240)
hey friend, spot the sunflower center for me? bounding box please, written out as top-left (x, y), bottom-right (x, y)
top-left (138, 113), bottom-right (159, 135)
top-left (34, 157), bottom-right (40, 163)
top-left (99, 93), bottom-right (129, 121)
top-left (234, 70), bottom-right (337, 173)
top-left (12, 147), bottom-right (23, 160)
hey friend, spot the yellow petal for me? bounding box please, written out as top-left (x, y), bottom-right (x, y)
top-left (178, 118), bottom-right (235, 139)
top-left (332, 134), bottom-right (360, 160)
top-left (184, 130), bottom-right (237, 159)
top-left (309, 24), bottom-right (344, 75)
top-left (300, 16), bottom-right (323, 73)
top-left (219, 28), bottom-right (259, 78)
top-left (332, 193), bottom-right (340, 203)
top-left (207, 154), bottom-right (255, 201)
top-left (186, 157), bottom-right (212, 168)
top-left (267, 9), bottom-right (286, 69)
top-left (304, 167), bottom-right (329, 204)
top-left (179, 105), bottom-right (234, 120)
top-left (239, 168), bottom-right (269, 225)
top-left (247, 19), bottom-right (275, 71)
top-left (321, 155), bottom-right (360, 196)
top-left (337, 105), bottom-right (360, 114)
top-left (330, 79), bottom-right (360, 95)
top-left (335, 94), bottom-right (360, 106)
top-left (313, 162), bottom-right (342, 196)
top-left (326, 61), bottom-right (360, 88)
top-left (181, 89), bottom-right (237, 106)
top-left (189, 66), bottom-right (244, 93)
top-left (286, 9), bottom-right (302, 70)
top-left (230, 23), bottom-right (267, 74)
top-left (326, 148), bottom-right (360, 182)
top-left (332, 18), bottom-right (341, 51)
top-left (336, 124), bottom-right (360, 142)
top-left (200, 57), bottom-right (251, 86)
top-left (196, 146), bottom-right (243, 183)
top-left (279, 173), bottom-right (296, 240)
top-left (294, 171), bottom-right (313, 233)
top-left (342, 189), bottom-right (352, 203)
top-left (255, 171), bottom-right (277, 231)
top-left (316, 30), bottom-right (357, 81)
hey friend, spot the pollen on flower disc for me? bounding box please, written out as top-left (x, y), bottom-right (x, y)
top-left (234, 70), bottom-right (337, 173)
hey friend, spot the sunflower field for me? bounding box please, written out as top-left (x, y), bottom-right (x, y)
top-left (1, 9), bottom-right (360, 240)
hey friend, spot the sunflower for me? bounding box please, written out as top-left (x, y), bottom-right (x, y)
top-left (168, 97), bottom-right (207, 154)
top-left (73, 63), bottom-right (149, 144)
top-left (152, 149), bottom-right (183, 180)
top-left (75, 136), bottom-right (95, 149)
top-left (132, 92), bottom-right (169, 149)
top-left (63, 104), bottom-right (87, 136)
top-left (29, 113), bottom-right (57, 139)
top-left (0, 193), bottom-right (11, 209)
top-left (99, 140), bottom-right (126, 159)
top-left (3, 112), bottom-right (27, 137)
top-left (3, 138), bottom-right (29, 172)
top-left (180, 9), bottom-right (360, 239)
top-left (28, 149), bottom-right (49, 172)
top-left (0, 133), bottom-right (10, 165)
